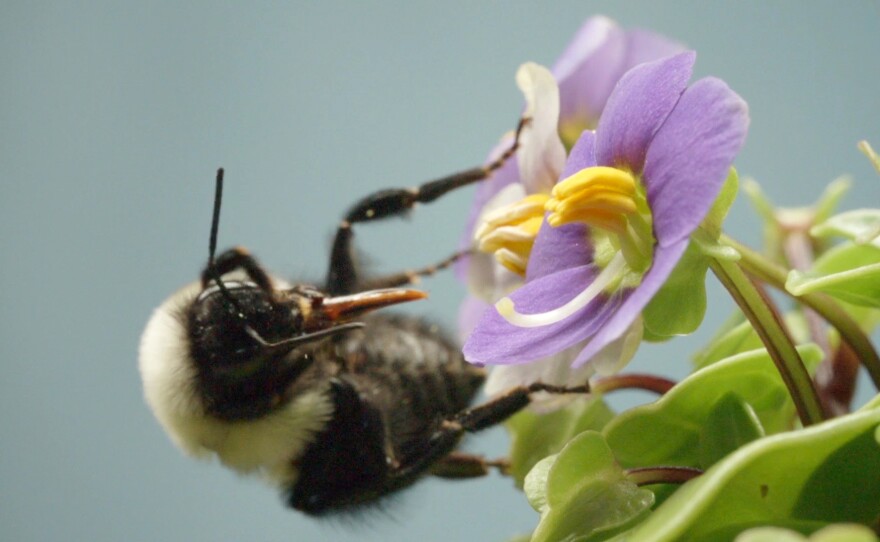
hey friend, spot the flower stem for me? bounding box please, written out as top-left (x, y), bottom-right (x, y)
top-left (708, 256), bottom-right (826, 426)
top-left (592, 373), bottom-right (676, 395)
top-left (626, 466), bottom-right (703, 486)
top-left (722, 234), bottom-right (880, 392)
top-left (781, 227), bottom-right (853, 415)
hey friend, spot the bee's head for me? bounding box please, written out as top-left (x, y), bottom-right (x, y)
top-left (188, 280), bottom-right (301, 372)
top-left (140, 168), bottom-right (426, 423)
top-left (187, 270), bottom-right (425, 420)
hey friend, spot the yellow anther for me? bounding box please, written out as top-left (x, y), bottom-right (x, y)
top-left (477, 218), bottom-right (541, 253)
top-left (546, 209), bottom-right (627, 234)
top-left (495, 249), bottom-right (529, 276)
top-left (551, 166), bottom-right (636, 199)
top-left (545, 166), bottom-right (640, 235)
top-left (474, 195), bottom-right (549, 277)
top-left (477, 194), bottom-right (549, 233)
top-left (552, 192), bottom-right (638, 216)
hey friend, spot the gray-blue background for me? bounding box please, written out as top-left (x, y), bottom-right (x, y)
top-left (2, 2), bottom-right (878, 541)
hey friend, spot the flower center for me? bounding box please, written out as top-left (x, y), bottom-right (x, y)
top-left (494, 166), bottom-right (656, 329)
top-left (474, 193), bottom-right (550, 276)
top-left (546, 166), bottom-right (654, 275)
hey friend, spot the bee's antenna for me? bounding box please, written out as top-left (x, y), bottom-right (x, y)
top-left (208, 168), bottom-right (224, 267)
top-left (205, 168), bottom-right (361, 351)
top-left (206, 169), bottom-right (252, 326)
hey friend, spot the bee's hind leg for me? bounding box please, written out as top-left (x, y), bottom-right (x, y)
top-left (429, 452), bottom-right (510, 479)
top-left (356, 249), bottom-right (472, 291)
top-left (386, 382), bottom-right (588, 489)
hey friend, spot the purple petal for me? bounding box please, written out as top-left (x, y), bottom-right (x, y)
top-left (562, 129), bottom-right (598, 177)
top-left (571, 238), bottom-right (689, 366)
top-left (526, 220), bottom-right (591, 281)
top-left (457, 295), bottom-right (490, 341)
top-left (455, 134), bottom-right (521, 281)
top-left (643, 77), bottom-right (749, 246)
top-left (462, 265), bottom-right (622, 365)
top-left (622, 29), bottom-right (686, 70)
top-left (596, 52), bottom-right (695, 173)
top-left (554, 17), bottom-right (627, 127)
top-left (525, 130), bottom-right (597, 281)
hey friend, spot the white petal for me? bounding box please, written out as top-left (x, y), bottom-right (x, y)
top-left (516, 62), bottom-right (566, 194)
top-left (468, 183), bottom-right (528, 302)
top-left (484, 341), bottom-right (595, 413)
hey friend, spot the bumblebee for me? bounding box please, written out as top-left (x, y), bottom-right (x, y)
top-left (138, 120), bottom-right (585, 515)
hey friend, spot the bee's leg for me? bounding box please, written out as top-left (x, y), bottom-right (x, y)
top-left (326, 117), bottom-right (529, 295)
top-left (429, 452), bottom-right (510, 479)
top-left (387, 382), bottom-right (588, 488)
top-left (200, 246), bottom-right (273, 293)
top-left (357, 249), bottom-right (471, 290)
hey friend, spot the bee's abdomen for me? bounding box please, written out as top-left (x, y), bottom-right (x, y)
top-left (288, 314), bottom-right (485, 514)
top-left (336, 314), bottom-right (485, 456)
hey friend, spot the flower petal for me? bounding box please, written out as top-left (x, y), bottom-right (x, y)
top-left (516, 62), bottom-right (567, 194)
top-left (463, 265), bottom-right (622, 365)
top-left (589, 316), bottom-right (643, 376)
top-left (523, 130), bottom-right (597, 282)
top-left (622, 29), bottom-right (686, 70)
top-left (457, 295), bottom-right (490, 341)
top-left (643, 77), bottom-right (749, 246)
top-left (553, 16), bottom-right (627, 128)
top-left (466, 183), bottom-right (526, 292)
top-left (561, 129), bottom-right (598, 177)
top-left (525, 221), bottom-right (591, 282)
top-left (596, 51), bottom-right (696, 172)
top-left (484, 340), bottom-right (595, 412)
top-left (571, 238), bottom-right (689, 367)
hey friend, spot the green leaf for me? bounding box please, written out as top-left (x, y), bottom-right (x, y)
top-left (694, 312), bottom-right (812, 369)
top-left (524, 454), bottom-right (554, 513)
top-left (787, 242), bottom-right (880, 307)
top-left (810, 524), bottom-right (879, 542)
top-left (693, 317), bottom-right (763, 369)
top-left (528, 431), bottom-right (654, 542)
top-left (734, 524), bottom-right (880, 542)
top-left (812, 209), bottom-right (880, 246)
top-left (604, 345), bottom-right (823, 469)
top-left (642, 169), bottom-right (740, 341)
top-left (811, 177), bottom-right (852, 225)
top-left (859, 140), bottom-right (880, 175)
top-left (742, 178), bottom-right (784, 257)
top-left (623, 408), bottom-right (880, 541)
top-left (734, 526), bottom-right (808, 542)
top-left (698, 392), bottom-right (765, 467)
top-left (642, 240), bottom-right (709, 340)
top-left (506, 396), bottom-right (615, 487)
top-left (703, 168), bottom-right (740, 238)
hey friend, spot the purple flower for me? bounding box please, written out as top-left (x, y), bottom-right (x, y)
top-left (455, 18), bottom-right (684, 396)
top-left (457, 17), bottom-right (684, 289)
top-left (463, 52), bottom-right (749, 369)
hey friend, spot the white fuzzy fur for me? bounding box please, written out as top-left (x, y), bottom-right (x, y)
top-left (138, 281), bottom-right (334, 486)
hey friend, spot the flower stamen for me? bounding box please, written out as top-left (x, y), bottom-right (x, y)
top-left (475, 194), bottom-right (550, 276)
top-left (545, 166), bottom-right (638, 230)
top-left (546, 166), bottom-right (655, 274)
